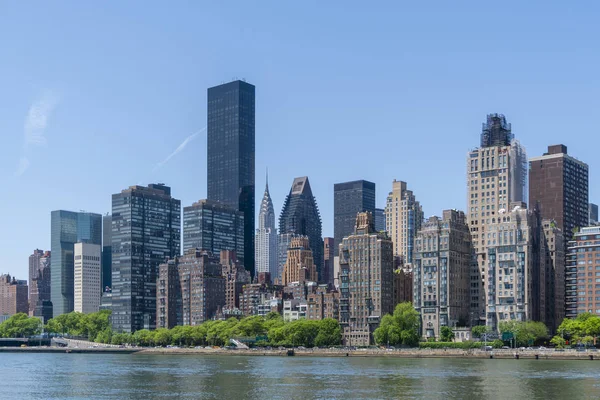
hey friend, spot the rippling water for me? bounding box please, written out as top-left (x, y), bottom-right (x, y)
top-left (2, 353), bottom-right (599, 399)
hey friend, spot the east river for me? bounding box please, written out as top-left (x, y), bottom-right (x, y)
top-left (2, 353), bottom-right (599, 399)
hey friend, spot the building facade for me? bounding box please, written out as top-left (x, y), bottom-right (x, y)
top-left (529, 144), bottom-right (589, 240)
top-left (157, 249), bottom-right (225, 328)
top-left (183, 199), bottom-right (245, 261)
top-left (466, 114), bottom-right (528, 324)
top-left (111, 184), bottom-right (181, 333)
top-left (384, 180), bottom-right (423, 263)
top-left (277, 233), bottom-right (298, 284)
top-left (374, 208), bottom-right (386, 233)
top-left (207, 80), bottom-right (255, 277)
top-left (102, 214), bottom-right (112, 291)
top-left (255, 178), bottom-right (278, 280)
top-left (333, 180), bottom-right (375, 256)
top-left (590, 203), bottom-right (599, 226)
top-left (51, 210), bottom-right (102, 317)
top-left (543, 220), bottom-right (565, 331)
top-left (413, 210), bottom-right (471, 339)
top-left (339, 212), bottom-right (394, 345)
top-left (279, 177), bottom-right (323, 282)
top-left (74, 243), bottom-right (102, 314)
top-left (0, 275), bottom-right (28, 315)
top-left (28, 249), bottom-right (51, 316)
top-left (323, 237), bottom-right (335, 287)
top-left (221, 250), bottom-right (251, 313)
top-left (566, 226), bottom-right (600, 318)
top-left (282, 237), bottom-right (317, 286)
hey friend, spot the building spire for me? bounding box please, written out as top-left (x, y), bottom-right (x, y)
top-left (266, 167), bottom-right (269, 191)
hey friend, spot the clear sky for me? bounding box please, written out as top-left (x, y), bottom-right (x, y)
top-left (1, 1), bottom-right (599, 278)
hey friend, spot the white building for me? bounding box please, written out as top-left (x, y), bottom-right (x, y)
top-left (74, 242), bottom-right (102, 314)
top-left (255, 176), bottom-right (278, 281)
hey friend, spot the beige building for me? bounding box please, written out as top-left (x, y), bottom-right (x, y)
top-left (74, 243), bottom-right (102, 314)
top-left (384, 180), bottom-right (422, 264)
top-left (339, 212), bottom-right (394, 346)
top-left (414, 210), bottom-right (471, 339)
top-left (467, 114), bottom-right (527, 323)
top-left (282, 236), bottom-right (317, 285)
top-left (0, 274), bottom-right (28, 316)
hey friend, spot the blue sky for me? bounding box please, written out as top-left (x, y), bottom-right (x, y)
top-left (1, 1), bottom-right (599, 278)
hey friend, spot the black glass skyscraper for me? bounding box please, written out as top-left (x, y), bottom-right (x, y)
top-left (207, 80), bottom-right (255, 277)
top-left (279, 177), bottom-right (323, 282)
top-left (50, 210), bottom-right (102, 317)
top-left (111, 184), bottom-right (181, 333)
top-left (102, 214), bottom-right (112, 291)
top-left (333, 180), bottom-right (376, 256)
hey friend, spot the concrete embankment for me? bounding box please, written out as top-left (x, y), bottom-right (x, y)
top-left (139, 347), bottom-right (600, 360)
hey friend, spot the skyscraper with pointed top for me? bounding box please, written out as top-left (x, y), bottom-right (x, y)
top-left (279, 177), bottom-right (323, 282)
top-left (255, 172), bottom-right (278, 281)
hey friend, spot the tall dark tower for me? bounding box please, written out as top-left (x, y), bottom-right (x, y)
top-left (279, 177), bottom-right (323, 282)
top-left (333, 180), bottom-right (376, 256)
top-left (207, 80), bottom-right (255, 277)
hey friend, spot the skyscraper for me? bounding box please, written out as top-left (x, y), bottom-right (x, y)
top-left (207, 80), bottom-right (255, 277)
top-left (333, 180), bottom-right (375, 256)
top-left (51, 210), bottom-right (102, 317)
top-left (28, 249), bottom-right (51, 316)
top-left (384, 180), bottom-right (423, 263)
top-left (183, 199), bottom-right (245, 259)
top-left (74, 243), bottom-right (102, 314)
top-left (466, 114), bottom-right (527, 323)
top-left (323, 237), bottom-right (335, 286)
top-left (279, 177), bottom-right (323, 282)
top-left (111, 184), bottom-right (181, 333)
top-left (255, 177), bottom-right (278, 280)
top-left (282, 236), bottom-right (317, 286)
top-left (590, 203), bottom-right (599, 225)
top-left (102, 214), bottom-right (112, 291)
top-left (566, 227), bottom-right (600, 318)
top-left (413, 210), bottom-right (471, 339)
top-left (529, 145), bottom-right (589, 239)
top-left (339, 212), bottom-right (394, 346)
top-left (374, 208), bottom-right (386, 233)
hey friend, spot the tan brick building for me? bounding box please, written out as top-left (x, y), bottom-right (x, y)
top-left (282, 236), bottom-right (317, 285)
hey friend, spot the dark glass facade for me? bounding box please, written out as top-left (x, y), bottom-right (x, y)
top-left (102, 214), bottom-right (112, 291)
top-left (279, 177), bottom-right (323, 282)
top-left (480, 113), bottom-right (513, 147)
top-left (50, 210), bottom-right (102, 317)
top-left (182, 200), bottom-right (244, 260)
top-left (111, 184), bottom-right (181, 333)
top-left (333, 180), bottom-right (376, 256)
top-left (207, 80), bottom-right (255, 277)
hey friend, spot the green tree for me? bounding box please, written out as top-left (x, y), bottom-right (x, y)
top-left (314, 318), bottom-right (342, 347)
top-left (0, 313), bottom-right (42, 338)
top-left (471, 325), bottom-right (489, 339)
top-left (440, 326), bottom-right (455, 342)
top-left (373, 302), bottom-right (420, 347)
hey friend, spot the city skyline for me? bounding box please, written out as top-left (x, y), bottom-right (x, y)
top-left (2, 2), bottom-right (600, 279)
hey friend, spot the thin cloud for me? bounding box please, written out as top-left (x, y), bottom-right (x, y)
top-left (16, 90), bottom-right (60, 176)
top-left (152, 127), bottom-right (206, 172)
top-left (15, 157), bottom-right (30, 177)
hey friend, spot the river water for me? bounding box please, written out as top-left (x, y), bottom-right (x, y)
top-left (1, 353), bottom-right (598, 399)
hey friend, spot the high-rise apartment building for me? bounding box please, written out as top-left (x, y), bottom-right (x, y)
top-left (74, 243), bottom-right (102, 314)
top-left (207, 80), bottom-right (255, 277)
top-left (28, 249), bottom-right (51, 316)
top-left (413, 210), bottom-right (471, 339)
top-left (339, 212), bottom-right (394, 346)
top-left (255, 178), bottom-right (278, 280)
top-left (157, 249), bottom-right (225, 329)
top-left (529, 145), bottom-right (589, 239)
top-left (374, 208), bottom-right (386, 233)
top-left (111, 184), bottom-right (181, 333)
top-left (333, 180), bottom-right (375, 256)
top-left (542, 220), bottom-right (565, 331)
top-left (279, 177), bottom-right (323, 282)
top-left (183, 199), bottom-right (245, 260)
top-left (102, 214), bottom-right (112, 291)
top-left (566, 226), bottom-right (600, 318)
top-left (323, 237), bottom-right (335, 286)
top-left (589, 203), bottom-right (598, 226)
top-left (282, 236), bottom-right (317, 286)
top-left (51, 210), bottom-right (102, 317)
top-left (384, 180), bottom-right (423, 264)
top-left (0, 274), bottom-right (28, 315)
top-left (221, 250), bottom-right (251, 312)
top-left (466, 114), bottom-right (527, 323)
top-left (277, 232), bottom-right (298, 284)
